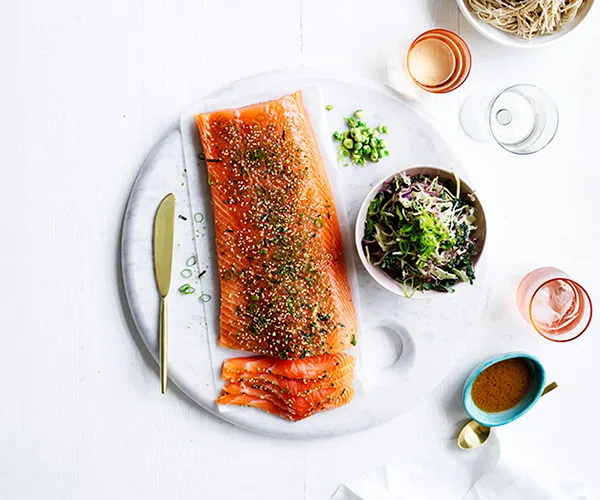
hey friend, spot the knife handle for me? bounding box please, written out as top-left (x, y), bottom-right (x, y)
top-left (160, 296), bottom-right (168, 394)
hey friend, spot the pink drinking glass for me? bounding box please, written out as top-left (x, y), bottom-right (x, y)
top-left (516, 267), bottom-right (593, 342)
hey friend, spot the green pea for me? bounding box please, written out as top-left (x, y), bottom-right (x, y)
top-left (354, 109), bottom-right (364, 118)
top-left (379, 139), bottom-right (388, 148)
top-left (343, 138), bottom-right (354, 149)
top-left (353, 142), bottom-right (362, 150)
top-left (363, 145), bottom-right (371, 154)
top-left (382, 149), bottom-right (390, 157)
top-left (332, 131), bottom-right (343, 141)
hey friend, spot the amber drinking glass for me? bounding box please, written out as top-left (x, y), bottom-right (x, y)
top-left (406, 29), bottom-right (471, 94)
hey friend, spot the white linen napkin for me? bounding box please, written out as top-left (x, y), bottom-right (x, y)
top-left (331, 434), bottom-right (595, 500)
top-left (464, 462), bottom-right (593, 500)
top-left (331, 436), bottom-right (501, 500)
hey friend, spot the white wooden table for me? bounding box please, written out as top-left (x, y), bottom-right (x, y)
top-left (2, 1), bottom-right (599, 498)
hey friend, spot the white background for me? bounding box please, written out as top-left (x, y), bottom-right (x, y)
top-left (2, 1), bottom-right (599, 499)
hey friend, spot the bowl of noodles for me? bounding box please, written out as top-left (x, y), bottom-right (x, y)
top-left (456, 0), bottom-right (594, 48)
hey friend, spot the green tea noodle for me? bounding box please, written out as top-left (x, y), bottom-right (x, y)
top-left (466, 0), bottom-right (585, 39)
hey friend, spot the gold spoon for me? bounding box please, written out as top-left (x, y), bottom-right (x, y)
top-left (457, 381), bottom-right (558, 450)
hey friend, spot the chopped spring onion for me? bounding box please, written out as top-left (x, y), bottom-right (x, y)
top-left (186, 255), bottom-right (197, 266)
top-left (194, 212), bottom-right (204, 223)
top-left (178, 284), bottom-right (195, 294)
top-left (333, 110), bottom-right (389, 166)
top-left (325, 104), bottom-right (334, 111)
top-left (181, 269), bottom-right (193, 278)
top-left (199, 293), bottom-right (211, 303)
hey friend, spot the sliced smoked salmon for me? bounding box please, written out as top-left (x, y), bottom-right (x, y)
top-left (216, 384), bottom-right (354, 421)
top-left (218, 382), bottom-right (350, 416)
top-left (195, 91), bottom-right (357, 360)
top-left (223, 364), bottom-right (354, 397)
top-left (222, 352), bottom-right (355, 381)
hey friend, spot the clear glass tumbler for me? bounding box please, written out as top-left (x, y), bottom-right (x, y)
top-left (516, 267), bottom-right (592, 342)
top-left (459, 84), bottom-right (559, 155)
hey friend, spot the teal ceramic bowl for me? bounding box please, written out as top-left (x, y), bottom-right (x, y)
top-left (463, 352), bottom-right (545, 427)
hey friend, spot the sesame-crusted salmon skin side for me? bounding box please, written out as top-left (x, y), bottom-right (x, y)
top-left (195, 91), bottom-right (357, 360)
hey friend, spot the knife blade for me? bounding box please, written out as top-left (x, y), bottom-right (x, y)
top-left (153, 193), bottom-right (175, 393)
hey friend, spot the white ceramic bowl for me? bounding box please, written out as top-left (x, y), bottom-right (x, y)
top-left (456, 0), bottom-right (595, 49)
top-left (355, 166), bottom-right (487, 298)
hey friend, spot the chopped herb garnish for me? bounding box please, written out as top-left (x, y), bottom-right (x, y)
top-left (181, 269), bottom-right (192, 278)
top-left (325, 104), bottom-right (334, 111)
top-left (199, 293), bottom-right (211, 303)
top-left (193, 212), bottom-right (204, 223)
top-left (178, 284), bottom-right (195, 295)
top-left (286, 296), bottom-right (295, 315)
top-left (186, 256), bottom-right (197, 266)
top-left (351, 334), bottom-right (357, 346)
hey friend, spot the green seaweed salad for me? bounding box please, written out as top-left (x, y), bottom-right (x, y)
top-left (362, 172), bottom-right (478, 296)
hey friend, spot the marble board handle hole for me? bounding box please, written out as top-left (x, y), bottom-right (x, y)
top-left (359, 321), bottom-right (415, 385)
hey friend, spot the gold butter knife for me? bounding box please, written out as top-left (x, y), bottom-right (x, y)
top-left (153, 193), bottom-right (176, 394)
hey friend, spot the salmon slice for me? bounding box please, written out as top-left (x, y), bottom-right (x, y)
top-left (217, 385), bottom-right (354, 421)
top-left (195, 91), bottom-right (357, 360)
top-left (222, 352), bottom-right (355, 381)
top-left (224, 364), bottom-right (354, 397)
top-left (218, 382), bottom-right (350, 416)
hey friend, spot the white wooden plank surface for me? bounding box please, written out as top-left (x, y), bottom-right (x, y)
top-left (1, 0), bottom-right (599, 498)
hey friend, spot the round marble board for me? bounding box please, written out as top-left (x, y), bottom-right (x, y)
top-left (121, 68), bottom-right (491, 439)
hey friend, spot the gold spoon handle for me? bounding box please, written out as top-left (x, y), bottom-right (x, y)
top-left (542, 381), bottom-right (558, 396)
top-left (160, 296), bottom-right (168, 394)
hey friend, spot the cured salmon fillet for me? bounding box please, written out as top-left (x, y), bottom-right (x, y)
top-left (195, 91), bottom-right (357, 360)
top-left (222, 352), bottom-right (355, 380)
top-left (216, 384), bottom-right (354, 421)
